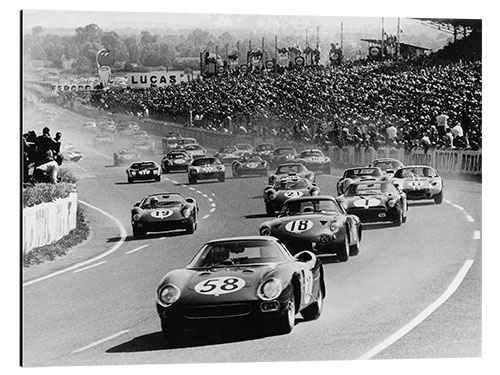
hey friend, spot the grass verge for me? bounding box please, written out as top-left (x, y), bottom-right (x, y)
top-left (23, 204), bottom-right (91, 267)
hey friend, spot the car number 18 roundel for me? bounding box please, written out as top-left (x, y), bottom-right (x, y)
top-left (194, 277), bottom-right (246, 295)
top-left (285, 219), bottom-right (314, 233)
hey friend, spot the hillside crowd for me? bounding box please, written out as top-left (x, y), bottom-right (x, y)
top-left (23, 127), bottom-right (63, 184)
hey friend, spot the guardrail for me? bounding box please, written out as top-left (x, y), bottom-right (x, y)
top-left (23, 192), bottom-right (78, 253)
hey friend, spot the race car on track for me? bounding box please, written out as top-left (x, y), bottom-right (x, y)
top-left (254, 143), bottom-right (276, 162)
top-left (183, 144), bottom-right (207, 160)
top-left (131, 192), bottom-right (199, 238)
top-left (268, 162), bottom-right (315, 185)
top-left (336, 167), bottom-right (384, 195)
top-left (98, 119), bottom-right (116, 133)
top-left (188, 157), bottom-right (225, 184)
top-left (126, 161), bottom-right (161, 183)
top-left (162, 138), bottom-right (181, 154)
top-left (113, 149), bottom-right (140, 166)
top-left (368, 158), bottom-right (404, 179)
top-left (132, 136), bottom-right (155, 155)
top-left (235, 143), bottom-right (253, 155)
top-left (61, 144), bottom-right (84, 162)
top-left (129, 122), bottom-right (140, 132)
top-left (297, 149), bottom-right (331, 174)
top-left (232, 154), bottom-right (268, 178)
top-left (259, 196), bottom-right (361, 260)
top-left (132, 130), bottom-right (148, 140)
top-left (94, 132), bottom-right (114, 146)
top-left (161, 150), bottom-right (192, 173)
top-left (391, 165), bottom-right (444, 204)
top-left (156, 236), bottom-right (325, 345)
top-left (263, 176), bottom-right (320, 216)
top-left (177, 138), bottom-right (198, 149)
top-left (337, 180), bottom-right (408, 226)
top-left (214, 146), bottom-right (240, 164)
top-left (116, 123), bottom-right (135, 136)
top-left (164, 131), bottom-right (182, 139)
top-left (270, 147), bottom-right (298, 168)
top-left (82, 121), bottom-right (97, 132)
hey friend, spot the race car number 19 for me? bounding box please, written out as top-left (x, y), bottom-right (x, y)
top-left (194, 277), bottom-right (245, 295)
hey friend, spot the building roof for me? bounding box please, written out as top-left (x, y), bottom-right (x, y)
top-left (361, 39), bottom-right (431, 51)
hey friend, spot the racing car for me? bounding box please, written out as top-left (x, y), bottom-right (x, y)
top-left (156, 236), bottom-right (325, 345)
top-left (113, 149), bottom-right (140, 166)
top-left (268, 162), bottom-right (315, 185)
top-left (161, 150), bottom-right (192, 173)
top-left (164, 131), bottom-right (182, 139)
top-left (368, 158), bottom-right (404, 179)
top-left (98, 119), bottom-right (116, 133)
top-left (177, 138), bottom-right (198, 149)
top-left (94, 132), bottom-right (114, 146)
top-left (391, 165), bottom-right (444, 204)
top-left (232, 154), bottom-right (268, 178)
top-left (132, 136), bottom-right (155, 155)
top-left (183, 144), bottom-right (207, 160)
top-left (116, 123), bottom-right (135, 136)
top-left (132, 130), bottom-right (148, 140)
top-left (297, 149), bottom-right (331, 174)
top-left (126, 161), bottom-right (161, 183)
top-left (336, 180), bottom-right (408, 226)
top-left (259, 196), bottom-right (361, 260)
top-left (131, 192), bottom-right (199, 238)
top-left (162, 138), bottom-right (181, 154)
top-left (270, 147), bottom-right (299, 168)
top-left (263, 176), bottom-right (320, 216)
top-left (214, 146), bottom-right (240, 164)
top-left (61, 144), bottom-right (84, 162)
top-left (254, 143), bottom-right (276, 162)
top-left (235, 143), bottom-right (253, 155)
top-left (82, 121), bottom-right (97, 132)
top-left (188, 157), bottom-right (225, 184)
top-left (336, 167), bottom-right (384, 195)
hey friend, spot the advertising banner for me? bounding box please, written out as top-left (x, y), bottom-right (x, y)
top-left (127, 71), bottom-right (191, 88)
top-left (278, 52), bottom-right (289, 67)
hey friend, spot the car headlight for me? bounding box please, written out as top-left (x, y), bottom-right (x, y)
top-left (326, 157), bottom-right (331, 163)
top-left (218, 165), bottom-right (225, 171)
top-left (258, 278), bottom-right (283, 300)
top-left (260, 227), bottom-right (272, 236)
top-left (311, 188), bottom-right (319, 196)
top-left (131, 171), bottom-right (136, 176)
top-left (157, 284), bottom-right (181, 307)
top-left (431, 179), bottom-right (440, 187)
top-left (330, 221), bottom-right (342, 233)
top-left (182, 208), bottom-right (192, 218)
top-left (132, 213), bottom-right (141, 221)
top-left (387, 199), bottom-right (396, 208)
top-left (269, 193), bottom-right (277, 200)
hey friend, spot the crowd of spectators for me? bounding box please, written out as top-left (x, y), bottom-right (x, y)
top-left (62, 37), bottom-right (482, 154)
top-left (23, 127), bottom-right (63, 184)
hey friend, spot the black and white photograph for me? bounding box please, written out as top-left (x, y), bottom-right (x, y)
top-left (13, 1), bottom-right (495, 374)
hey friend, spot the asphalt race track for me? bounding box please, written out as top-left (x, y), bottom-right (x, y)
top-left (22, 103), bottom-right (482, 367)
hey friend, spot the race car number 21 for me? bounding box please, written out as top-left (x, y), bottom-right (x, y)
top-left (194, 277), bottom-right (245, 295)
top-left (285, 219), bottom-right (313, 233)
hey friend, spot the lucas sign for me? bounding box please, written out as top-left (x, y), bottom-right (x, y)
top-left (127, 71), bottom-right (191, 88)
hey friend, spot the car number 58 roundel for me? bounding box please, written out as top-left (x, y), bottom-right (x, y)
top-left (194, 277), bottom-right (245, 295)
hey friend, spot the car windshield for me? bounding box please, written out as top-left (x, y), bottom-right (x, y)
top-left (241, 156), bottom-right (262, 162)
top-left (373, 160), bottom-right (402, 170)
top-left (220, 146), bottom-right (237, 153)
top-left (188, 240), bottom-right (287, 268)
top-left (179, 139), bottom-right (196, 145)
top-left (192, 158), bottom-right (218, 166)
top-left (301, 151), bottom-right (323, 158)
top-left (166, 139), bottom-right (178, 145)
top-left (276, 165), bottom-right (303, 174)
top-left (280, 199), bottom-right (341, 216)
top-left (274, 178), bottom-right (308, 190)
top-left (256, 144), bottom-right (274, 151)
top-left (394, 167), bottom-right (437, 178)
top-left (168, 153), bottom-right (187, 159)
top-left (345, 182), bottom-right (397, 196)
top-left (343, 168), bottom-right (381, 179)
top-left (275, 148), bottom-right (295, 155)
top-left (130, 162), bottom-right (156, 169)
top-left (141, 194), bottom-right (184, 209)
top-left (236, 144), bottom-right (252, 150)
top-left (185, 145), bottom-right (202, 151)
top-left (165, 132), bottom-right (181, 138)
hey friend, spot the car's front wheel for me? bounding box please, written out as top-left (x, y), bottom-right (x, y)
top-left (188, 175), bottom-right (197, 184)
top-left (161, 318), bottom-right (184, 347)
top-left (274, 289), bottom-right (295, 335)
top-left (127, 176), bottom-right (133, 183)
top-left (301, 286), bottom-right (323, 321)
top-left (265, 203), bottom-right (275, 216)
top-left (218, 174), bottom-right (225, 182)
top-left (393, 207), bottom-right (403, 226)
top-left (336, 233), bottom-right (350, 262)
top-left (434, 191), bottom-right (443, 204)
top-left (132, 226), bottom-right (146, 238)
top-left (233, 169), bottom-right (240, 178)
top-left (185, 221), bottom-right (196, 234)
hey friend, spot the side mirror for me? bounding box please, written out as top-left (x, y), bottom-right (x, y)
top-left (133, 202), bottom-right (141, 207)
top-left (294, 250), bottom-right (316, 264)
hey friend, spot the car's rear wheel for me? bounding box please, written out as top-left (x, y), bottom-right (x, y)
top-left (434, 191), bottom-right (443, 205)
top-left (274, 289), bottom-right (295, 335)
top-left (337, 233), bottom-right (350, 262)
top-left (301, 286), bottom-right (323, 321)
top-left (161, 318), bottom-right (184, 347)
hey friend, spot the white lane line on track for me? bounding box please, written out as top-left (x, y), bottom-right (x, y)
top-left (208, 198), bottom-right (214, 202)
top-left (71, 329), bottom-right (130, 354)
top-left (209, 208), bottom-right (216, 213)
top-left (73, 261), bottom-right (107, 273)
top-left (211, 193), bottom-right (215, 197)
top-left (23, 200), bottom-right (127, 287)
top-left (125, 245), bottom-right (149, 254)
top-left (171, 180), bottom-right (178, 184)
top-left (466, 215), bottom-right (475, 223)
top-left (202, 193), bottom-right (208, 197)
top-left (71, 163), bottom-right (88, 172)
top-left (188, 187), bottom-right (195, 191)
top-left (202, 214), bottom-right (210, 219)
top-left (196, 190), bottom-right (202, 194)
top-left (357, 259), bottom-right (474, 360)
top-left (473, 231), bottom-right (481, 240)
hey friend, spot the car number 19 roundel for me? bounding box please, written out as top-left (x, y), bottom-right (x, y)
top-left (194, 277), bottom-right (246, 295)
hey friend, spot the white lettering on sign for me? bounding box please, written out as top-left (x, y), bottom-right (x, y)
top-left (194, 277), bottom-right (245, 295)
top-left (285, 219), bottom-right (313, 233)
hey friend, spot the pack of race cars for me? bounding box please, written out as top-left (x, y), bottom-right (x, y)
top-left (86, 120), bottom-right (444, 345)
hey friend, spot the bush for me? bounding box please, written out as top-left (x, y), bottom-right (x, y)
top-left (23, 205), bottom-right (91, 267)
top-left (23, 168), bottom-right (77, 207)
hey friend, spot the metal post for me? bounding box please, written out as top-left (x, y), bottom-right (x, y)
top-left (381, 17), bottom-right (385, 58)
top-left (397, 17), bottom-right (400, 59)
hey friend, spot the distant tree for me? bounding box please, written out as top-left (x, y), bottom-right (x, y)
top-left (32, 26), bottom-right (43, 36)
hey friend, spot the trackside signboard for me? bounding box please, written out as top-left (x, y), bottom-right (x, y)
top-left (127, 71), bottom-right (192, 88)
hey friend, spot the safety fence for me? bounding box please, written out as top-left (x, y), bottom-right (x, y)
top-left (72, 104), bottom-right (482, 175)
top-left (23, 192), bottom-right (78, 253)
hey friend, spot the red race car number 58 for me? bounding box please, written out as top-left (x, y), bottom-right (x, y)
top-left (194, 277), bottom-right (245, 295)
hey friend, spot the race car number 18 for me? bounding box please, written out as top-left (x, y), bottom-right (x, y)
top-left (194, 277), bottom-right (245, 295)
top-left (285, 219), bottom-right (313, 233)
